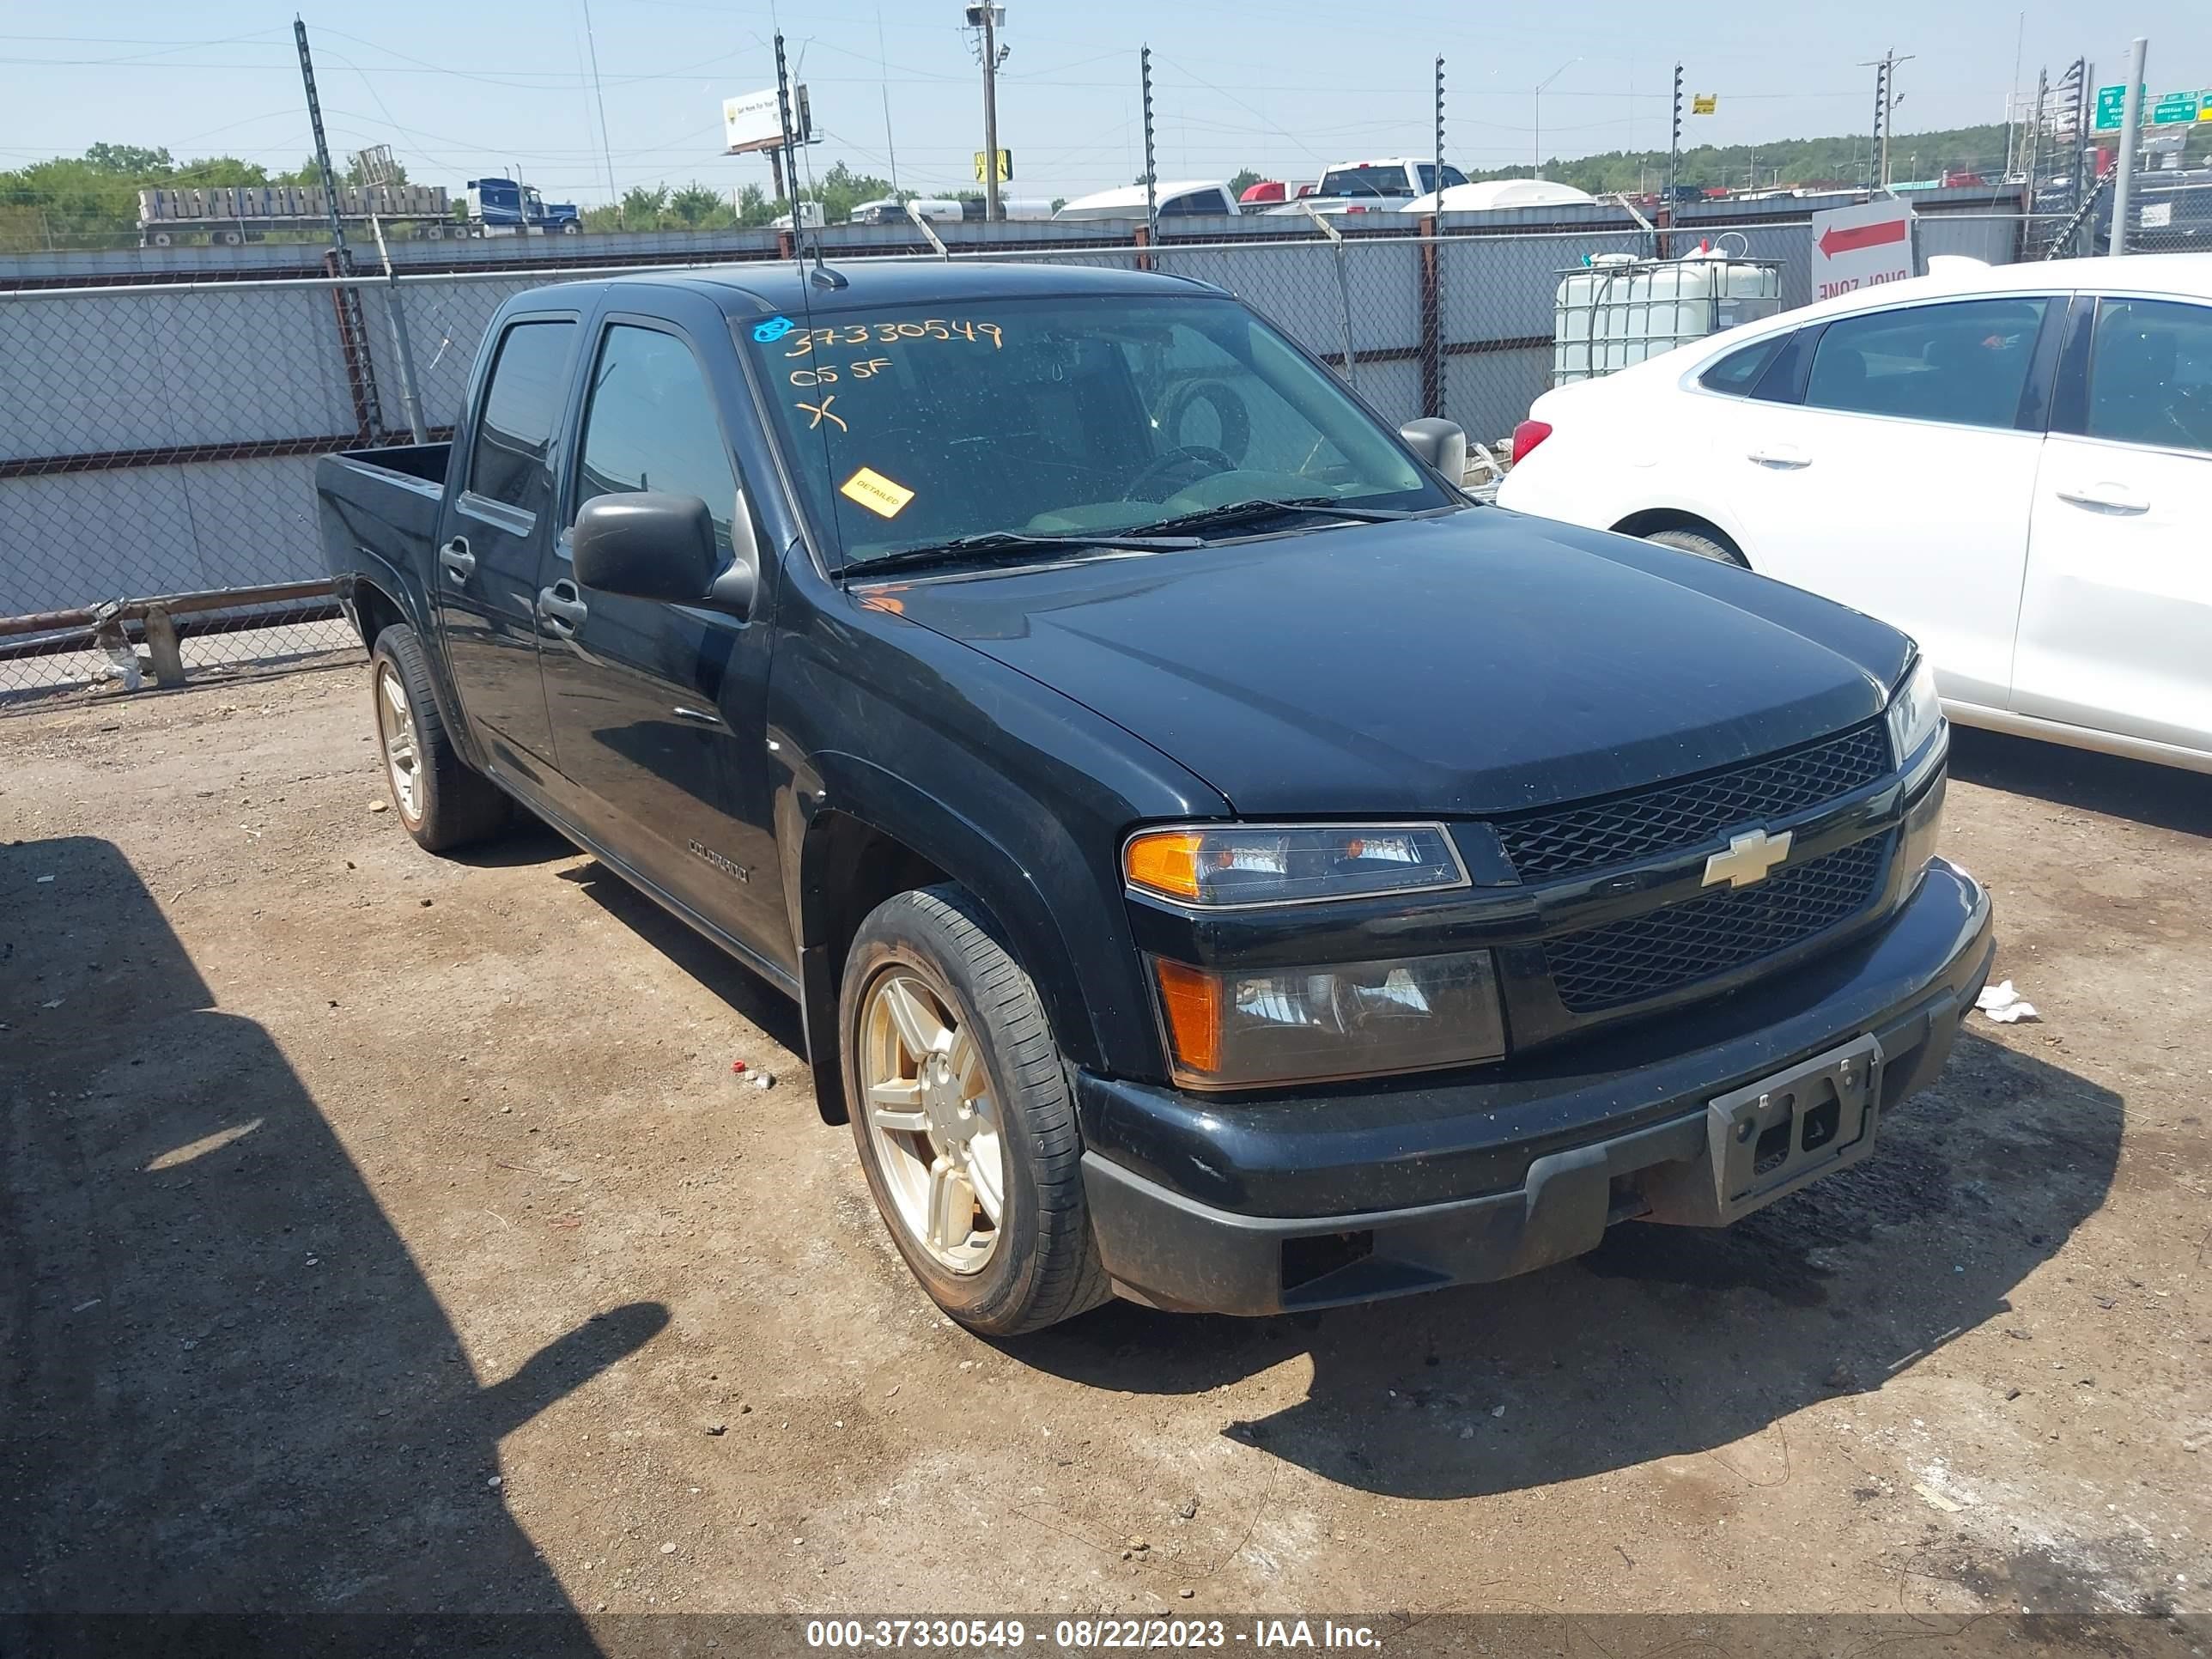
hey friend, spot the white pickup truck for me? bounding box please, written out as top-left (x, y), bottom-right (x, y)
top-left (1272, 157), bottom-right (1471, 216)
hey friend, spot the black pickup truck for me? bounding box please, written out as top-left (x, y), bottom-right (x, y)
top-left (316, 259), bottom-right (1992, 1334)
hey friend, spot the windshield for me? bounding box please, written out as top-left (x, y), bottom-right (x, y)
top-left (1319, 166), bottom-right (1413, 198)
top-left (745, 294), bottom-right (1447, 568)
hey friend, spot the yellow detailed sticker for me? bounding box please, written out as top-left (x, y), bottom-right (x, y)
top-left (840, 466), bottom-right (916, 520)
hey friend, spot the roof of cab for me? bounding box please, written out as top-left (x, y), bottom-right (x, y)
top-left (528, 258), bottom-right (1215, 319)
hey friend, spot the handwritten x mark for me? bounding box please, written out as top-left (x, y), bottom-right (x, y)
top-left (797, 395), bottom-right (847, 432)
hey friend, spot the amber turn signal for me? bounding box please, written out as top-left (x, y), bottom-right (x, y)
top-left (1123, 830), bottom-right (1206, 902)
top-left (1151, 957), bottom-right (1223, 1075)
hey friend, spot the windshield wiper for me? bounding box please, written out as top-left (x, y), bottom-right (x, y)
top-left (1117, 495), bottom-right (1423, 539)
top-left (842, 527), bottom-right (1202, 580)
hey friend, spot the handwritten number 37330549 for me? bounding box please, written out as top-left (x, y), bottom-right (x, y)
top-left (782, 319), bottom-right (1002, 356)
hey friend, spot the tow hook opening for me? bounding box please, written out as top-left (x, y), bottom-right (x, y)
top-left (1281, 1230), bottom-right (1375, 1292)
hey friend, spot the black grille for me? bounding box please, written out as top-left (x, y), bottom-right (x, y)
top-left (1496, 722), bottom-right (1892, 882)
top-left (1544, 836), bottom-right (1891, 1013)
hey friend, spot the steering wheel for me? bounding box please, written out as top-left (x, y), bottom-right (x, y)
top-left (1159, 379), bottom-right (1252, 465)
top-left (1124, 444), bottom-right (1237, 503)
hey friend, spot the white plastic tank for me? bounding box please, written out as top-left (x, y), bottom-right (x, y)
top-left (1553, 238), bottom-right (1782, 385)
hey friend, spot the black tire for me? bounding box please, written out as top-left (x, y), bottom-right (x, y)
top-left (1645, 526), bottom-right (1747, 568)
top-left (841, 885), bottom-right (1110, 1335)
top-left (368, 624), bottom-right (511, 853)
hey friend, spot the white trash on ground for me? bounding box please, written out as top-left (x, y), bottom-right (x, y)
top-left (1976, 981), bottom-right (2041, 1024)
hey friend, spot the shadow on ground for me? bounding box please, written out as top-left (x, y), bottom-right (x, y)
top-left (1013, 1026), bottom-right (2119, 1502)
top-left (1, 836), bottom-right (662, 1646)
top-left (1948, 726), bottom-right (2212, 838)
top-left (557, 860), bottom-right (807, 1055)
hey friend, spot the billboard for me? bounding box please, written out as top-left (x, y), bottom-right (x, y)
top-left (723, 88), bottom-right (784, 155)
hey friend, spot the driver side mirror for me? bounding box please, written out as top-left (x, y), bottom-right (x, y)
top-left (572, 489), bottom-right (758, 619)
top-left (1399, 417), bottom-right (1468, 485)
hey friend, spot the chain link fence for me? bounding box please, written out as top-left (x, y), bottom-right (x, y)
top-left (2116, 167), bottom-right (2212, 256)
top-left (2, 209), bottom-right (2041, 707)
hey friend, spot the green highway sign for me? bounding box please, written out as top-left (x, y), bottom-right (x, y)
top-left (2096, 82), bottom-right (2211, 130)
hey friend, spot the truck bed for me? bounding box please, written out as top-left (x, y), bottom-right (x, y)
top-left (315, 443), bottom-right (451, 593)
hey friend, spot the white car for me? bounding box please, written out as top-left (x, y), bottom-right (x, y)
top-left (1054, 181), bottom-right (1239, 222)
top-left (1498, 253), bottom-right (2212, 775)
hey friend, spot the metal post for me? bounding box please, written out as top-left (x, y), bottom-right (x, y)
top-left (1300, 202), bottom-right (1358, 392)
top-left (142, 605), bottom-right (186, 690)
top-left (370, 215), bottom-right (428, 445)
top-left (1432, 56), bottom-right (1445, 205)
top-left (1872, 56), bottom-right (1889, 188)
top-left (1431, 54), bottom-right (1445, 421)
top-left (1668, 63), bottom-right (1682, 202)
top-left (980, 4), bottom-right (1004, 224)
top-left (293, 18), bottom-right (349, 265)
top-left (2109, 36), bottom-right (2148, 256)
top-left (1141, 46), bottom-right (1158, 245)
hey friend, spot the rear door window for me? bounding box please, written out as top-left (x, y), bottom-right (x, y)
top-left (466, 319), bottom-right (578, 516)
top-left (1802, 297), bottom-right (2049, 430)
top-left (1699, 335), bottom-right (1785, 396)
top-left (2084, 297), bottom-right (2212, 454)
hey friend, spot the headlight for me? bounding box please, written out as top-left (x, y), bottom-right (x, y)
top-left (1884, 653), bottom-right (1943, 764)
top-left (1152, 949), bottom-right (1505, 1090)
top-left (1124, 823), bottom-right (1468, 908)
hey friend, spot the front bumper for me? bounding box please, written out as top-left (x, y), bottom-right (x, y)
top-left (1077, 857), bottom-right (1993, 1316)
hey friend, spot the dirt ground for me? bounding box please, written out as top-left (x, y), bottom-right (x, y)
top-left (4, 660), bottom-right (2209, 1635)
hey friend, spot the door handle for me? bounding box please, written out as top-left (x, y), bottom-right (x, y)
top-left (537, 581), bottom-right (589, 639)
top-left (438, 537), bottom-right (477, 583)
top-left (2056, 483), bottom-right (2150, 514)
top-left (1747, 447), bottom-right (1811, 469)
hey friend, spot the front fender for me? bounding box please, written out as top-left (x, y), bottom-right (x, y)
top-left (792, 751), bottom-right (1145, 1079)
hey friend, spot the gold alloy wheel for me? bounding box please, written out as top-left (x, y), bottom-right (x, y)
top-left (859, 969), bottom-right (1006, 1273)
top-left (375, 661), bottom-right (423, 823)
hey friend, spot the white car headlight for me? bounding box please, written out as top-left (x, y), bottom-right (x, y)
top-left (1885, 654), bottom-right (1943, 764)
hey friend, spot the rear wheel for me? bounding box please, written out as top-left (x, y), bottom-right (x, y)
top-left (369, 624), bottom-right (511, 853)
top-left (842, 885), bottom-right (1109, 1335)
top-left (1644, 526), bottom-right (1747, 568)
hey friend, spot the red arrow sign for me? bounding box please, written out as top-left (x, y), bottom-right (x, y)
top-left (1819, 219), bottom-right (1910, 257)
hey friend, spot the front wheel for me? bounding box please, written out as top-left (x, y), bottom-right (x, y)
top-left (1644, 526), bottom-right (1747, 568)
top-left (841, 886), bottom-right (1110, 1335)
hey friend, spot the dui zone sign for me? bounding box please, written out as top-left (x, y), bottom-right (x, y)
top-left (1809, 198), bottom-right (1917, 302)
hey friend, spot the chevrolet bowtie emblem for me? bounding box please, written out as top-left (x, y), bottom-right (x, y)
top-left (1703, 828), bottom-right (1793, 889)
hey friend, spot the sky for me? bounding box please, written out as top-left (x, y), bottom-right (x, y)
top-left (1, 2), bottom-right (2202, 205)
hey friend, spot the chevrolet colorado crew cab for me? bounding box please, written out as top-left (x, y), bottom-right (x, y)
top-left (316, 259), bottom-right (1993, 1334)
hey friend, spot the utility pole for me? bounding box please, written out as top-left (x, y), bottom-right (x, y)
top-left (967, 4), bottom-right (1008, 222)
top-left (1534, 58), bottom-right (1577, 180)
top-left (1668, 62), bottom-right (1683, 200)
top-left (878, 4), bottom-right (900, 192)
top-left (2109, 35), bottom-right (2148, 256)
top-left (578, 0), bottom-right (619, 221)
top-left (1141, 46), bottom-right (1158, 242)
top-left (293, 17), bottom-right (349, 266)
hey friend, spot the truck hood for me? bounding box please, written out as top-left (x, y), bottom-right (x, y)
top-left (879, 511), bottom-right (1909, 817)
